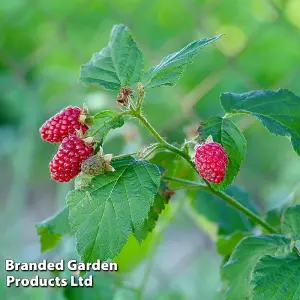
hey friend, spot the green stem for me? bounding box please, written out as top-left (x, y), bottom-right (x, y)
top-left (133, 113), bottom-right (196, 169)
top-left (224, 113), bottom-right (233, 118)
top-left (134, 113), bottom-right (165, 144)
top-left (143, 144), bottom-right (159, 159)
top-left (112, 144), bottom-right (159, 161)
top-left (164, 176), bottom-right (277, 234)
top-left (163, 176), bottom-right (209, 191)
top-left (112, 152), bottom-right (137, 160)
top-left (131, 112), bottom-right (277, 234)
top-left (136, 83), bottom-right (145, 113)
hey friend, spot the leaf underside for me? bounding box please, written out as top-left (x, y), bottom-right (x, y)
top-left (221, 89), bottom-right (300, 155)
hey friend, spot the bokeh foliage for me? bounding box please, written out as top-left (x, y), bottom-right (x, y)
top-left (1, 0), bottom-right (300, 299)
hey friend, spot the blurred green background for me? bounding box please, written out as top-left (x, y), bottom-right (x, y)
top-left (1, 0), bottom-right (300, 299)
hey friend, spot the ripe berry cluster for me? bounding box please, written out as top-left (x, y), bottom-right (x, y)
top-left (194, 141), bottom-right (228, 184)
top-left (39, 106), bottom-right (93, 182)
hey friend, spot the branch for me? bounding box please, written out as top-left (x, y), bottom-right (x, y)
top-left (130, 110), bottom-right (277, 234)
top-left (164, 176), bottom-right (276, 234)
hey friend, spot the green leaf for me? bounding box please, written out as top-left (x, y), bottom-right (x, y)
top-left (36, 207), bottom-right (71, 253)
top-left (144, 35), bottom-right (222, 89)
top-left (191, 185), bottom-right (258, 235)
top-left (150, 151), bottom-right (196, 189)
top-left (87, 110), bottom-right (124, 144)
top-left (282, 205), bottom-right (300, 239)
top-left (66, 157), bottom-right (160, 262)
top-left (198, 116), bottom-right (247, 191)
top-left (221, 89), bottom-right (300, 155)
top-left (222, 235), bottom-right (291, 300)
top-left (217, 232), bottom-right (252, 260)
top-left (264, 208), bottom-right (283, 234)
top-left (133, 180), bottom-right (172, 243)
top-left (64, 272), bottom-right (117, 300)
top-left (252, 252), bottom-right (300, 300)
top-left (80, 24), bottom-right (143, 90)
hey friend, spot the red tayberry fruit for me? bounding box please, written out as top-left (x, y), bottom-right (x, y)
top-left (39, 106), bottom-right (88, 143)
top-left (194, 142), bottom-right (228, 184)
top-left (49, 135), bottom-right (93, 182)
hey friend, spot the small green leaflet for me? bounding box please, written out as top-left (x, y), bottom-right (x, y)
top-left (86, 110), bottom-right (124, 144)
top-left (251, 253), bottom-right (300, 300)
top-left (191, 185), bottom-right (258, 235)
top-left (133, 180), bottom-right (171, 243)
top-left (36, 207), bottom-right (71, 253)
top-left (198, 116), bottom-right (247, 191)
top-left (282, 205), bottom-right (300, 239)
top-left (222, 235), bottom-right (291, 300)
top-left (80, 24), bottom-right (143, 90)
top-left (144, 35), bottom-right (222, 88)
top-left (221, 89), bottom-right (300, 155)
top-left (66, 157), bottom-right (160, 262)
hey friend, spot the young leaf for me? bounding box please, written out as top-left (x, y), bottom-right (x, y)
top-left (251, 253), bottom-right (300, 300)
top-left (190, 185), bottom-right (258, 235)
top-left (282, 205), bottom-right (300, 239)
top-left (86, 110), bottom-right (124, 144)
top-left (36, 207), bottom-right (71, 253)
top-left (133, 180), bottom-right (172, 243)
top-left (198, 116), bottom-right (247, 191)
top-left (80, 24), bottom-right (143, 90)
top-left (144, 35), bottom-right (222, 89)
top-left (222, 235), bottom-right (291, 300)
top-left (221, 89), bottom-right (300, 155)
top-left (66, 157), bottom-right (160, 262)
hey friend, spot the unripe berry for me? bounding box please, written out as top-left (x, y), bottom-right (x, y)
top-left (194, 142), bottom-right (228, 184)
top-left (81, 147), bottom-right (115, 175)
top-left (49, 135), bottom-right (93, 182)
top-left (40, 106), bottom-right (89, 143)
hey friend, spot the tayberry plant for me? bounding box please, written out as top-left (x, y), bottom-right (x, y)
top-left (37, 24), bottom-right (300, 299)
